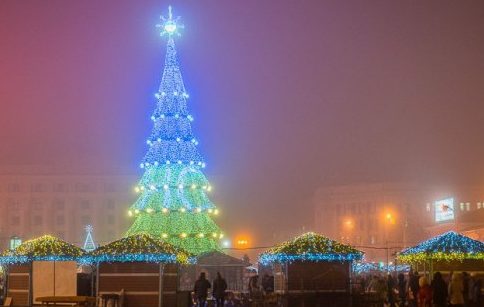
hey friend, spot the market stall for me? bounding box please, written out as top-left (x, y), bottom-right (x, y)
top-left (88, 233), bottom-right (188, 307)
top-left (179, 251), bottom-right (251, 292)
top-left (398, 231), bottom-right (484, 277)
top-left (259, 232), bottom-right (363, 306)
top-left (0, 235), bottom-right (84, 306)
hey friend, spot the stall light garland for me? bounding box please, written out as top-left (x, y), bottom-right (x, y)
top-left (85, 234), bottom-right (190, 264)
top-left (125, 6), bottom-right (223, 256)
top-left (398, 231), bottom-right (484, 263)
top-left (259, 232), bottom-right (363, 265)
top-left (352, 262), bottom-right (411, 274)
top-left (0, 235), bottom-right (84, 265)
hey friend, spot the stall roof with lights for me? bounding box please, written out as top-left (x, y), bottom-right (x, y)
top-left (0, 235), bottom-right (84, 264)
top-left (259, 232), bottom-right (363, 265)
top-left (398, 231), bottom-right (484, 263)
top-left (86, 233), bottom-right (189, 264)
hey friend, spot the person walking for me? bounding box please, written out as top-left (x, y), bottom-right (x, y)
top-left (212, 272), bottom-right (227, 307)
top-left (469, 272), bottom-right (482, 307)
top-left (194, 272), bottom-right (211, 307)
top-left (462, 272), bottom-right (470, 306)
top-left (386, 274), bottom-right (396, 307)
top-left (408, 271), bottom-right (420, 307)
top-left (261, 273), bottom-right (274, 294)
top-left (431, 272), bottom-right (448, 307)
top-left (397, 273), bottom-right (407, 306)
top-left (448, 272), bottom-right (465, 307)
top-left (418, 276), bottom-right (432, 307)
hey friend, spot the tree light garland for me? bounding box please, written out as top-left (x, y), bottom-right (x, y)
top-left (0, 235), bottom-right (84, 265)
top-left (259, 232), bottom-right (363, 265)
top-left (397, 231), bottom-right (484, 263)
top-left (126, 7), bottom-right (223, 255)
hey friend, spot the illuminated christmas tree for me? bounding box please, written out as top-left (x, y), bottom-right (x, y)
top-left (126, 6), bottom-right (223, 255)
top-left (83, 225), bottom-right (96, 252)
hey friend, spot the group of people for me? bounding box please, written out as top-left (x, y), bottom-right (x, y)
top-left (363, 270), bottom-right (481, 307)
top-left (248, 273), bottom-right (274, 298)
top-left (193, 272), bottom-right (275, 306)
top-left (193, 272), bottom-right (227, 307)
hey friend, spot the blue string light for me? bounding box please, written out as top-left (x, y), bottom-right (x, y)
top-left (398, 231), bottom-right (484, 262)
top-left (82, 253), bottom-right (178, 264)
top-left (0, 255), bottom-right (80, 265)
top-left (259, 253), bottom-right (362, 265)
top-left (352, 262), bottom-right (410, 274)
top-left (141, 38), bottom-right (204, 169)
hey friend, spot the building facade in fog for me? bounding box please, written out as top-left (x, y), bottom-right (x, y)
top-left (0, 166), bottom-right (137, 249)
top-left (313, 183), bottom-right (484, 262)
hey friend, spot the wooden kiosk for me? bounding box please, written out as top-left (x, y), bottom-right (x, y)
top-left (398, 231), bottom-right (484, 277)
top-left (90, 233), bottom-right (188, 307)
top-left (259, 232), bottom-right (363, 306)
top-left (179, 251), bottom-right (251, 292)
top-left (0, 235), bottom-right (84, 306)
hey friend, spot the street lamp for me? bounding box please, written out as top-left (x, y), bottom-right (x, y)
top-left (383, 211), bottom-right (395, 272)
top-left (235, 235), bottom-right (250, 248)
top-left (344, 218), bottom-right (354, 229)
top-left (342, 218), bottom-right (354, 243)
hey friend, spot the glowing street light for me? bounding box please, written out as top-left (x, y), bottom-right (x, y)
top-left (237, 239), bottom-right (248, 246)
top-left (235, 235), bottom-right (250, 248)
top-left (222, 240), bottom-right (231, 248)
top-left (384, 211), bottom-right (396, 224)
top-left (344, 218), bottom-right (354, 230)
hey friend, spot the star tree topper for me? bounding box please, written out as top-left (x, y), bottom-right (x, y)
top-left (156, 6), bottom-right (184, 37)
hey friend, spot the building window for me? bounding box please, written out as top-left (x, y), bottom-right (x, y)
top-left (7, 183), bottom-right (20, 192)
top-left (460, 203), bottom-right (465, 211)
top-left (478, 202), bottom-right (482, 209)
top-left (11, 216), bottom-right (20, 226)
top-left (53, 183), bottom-right (67, 193)
top-left (466, 203), bottom-right (470, 211)
top-left (7, 199), bottom-right (20, 211)
top-left (106, 199), bottom-right (115, 209)
top-left (30, 199), bottom-right (42, 210)
top-left (426, 203), bottom-right (431, 212)
top-left (56, 216), bottom-right (65, 225)
top-left (53, 199), bottom-right (65, 210)
top-left (80, 199), bottom-right (90, 209)
top-left (33, 216), bottom-right (43, 225)
top-left (104, 183), bottom-right (116, 193)
top-left (75, 183), bottom-right (90, 193)
top-left (31, 183), bottom-right (44, 193)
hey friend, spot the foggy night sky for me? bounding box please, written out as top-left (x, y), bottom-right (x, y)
top-left (1, 1), bottom-right (484, 246)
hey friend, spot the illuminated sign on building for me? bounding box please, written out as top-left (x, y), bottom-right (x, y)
top-left (9, 236), bottom-right (22, 250)
top-left (434, 198), bottom-right (454, 222)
